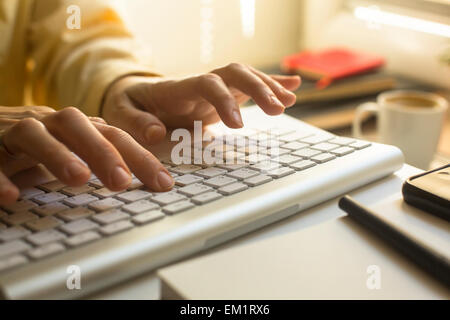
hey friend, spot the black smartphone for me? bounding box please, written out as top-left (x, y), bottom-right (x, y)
top-left (402, 164), bottom-right (450, 222)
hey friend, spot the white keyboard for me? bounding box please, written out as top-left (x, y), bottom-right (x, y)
top-left (0, 127), bottom-right (371, 273)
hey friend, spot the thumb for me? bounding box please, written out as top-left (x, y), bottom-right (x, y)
top-left (107, 101), bottom-right (167, 147)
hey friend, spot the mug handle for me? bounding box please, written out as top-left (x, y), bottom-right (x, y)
top-left (352, 102), bottom-right (379, 139)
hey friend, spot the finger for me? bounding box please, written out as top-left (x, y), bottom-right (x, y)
top-left (269, 75), bottom-right (301, 91)
top-left (92, 122), bottom-right (174, 191)
top-left (195, 74), bottom-right (243, 128)
top-left (41, 107), bottom-right (132, 191)
top-left (106, 100), bottom-right (167, 146)
top-left (0, 171), bottom-right (19, 205)
top-left (2, 118), bottom-right (91, 186)
top-left (249, 67), bottom-right (297, 107)
top-left (213, 63), bottom-right (286, 116)
top-left (88, 116), bottom-right (107, 124)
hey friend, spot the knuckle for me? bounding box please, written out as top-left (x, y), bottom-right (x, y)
top-left (33, 106), bottom-right (55, 114)
top-left (56, 106), bottom-right (84, 122)
top-left (139, 150), bottom-right (159, 168)
top-left (198, 73), bottom-right (222, 87)
top-left (14, 117), bottom-right (42, 132)
top-left (227, 62), bottom-right (245, 71)
top-left (103, 124), bottom-right (130, 141)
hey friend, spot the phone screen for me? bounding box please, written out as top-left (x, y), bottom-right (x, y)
top-left (410, 166), bottom-right (450, 201)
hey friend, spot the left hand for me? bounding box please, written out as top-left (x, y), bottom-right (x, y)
top-left (101, 63), bottom-right (301, 147)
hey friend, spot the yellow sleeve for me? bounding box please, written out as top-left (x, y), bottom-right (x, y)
top-left (29, 0), bottom-right (157, 116)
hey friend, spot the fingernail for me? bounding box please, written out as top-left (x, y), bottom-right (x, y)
top-left (146, 125), bottom-right (164, 144)
top-left (66, 161), bottom-right (89, 179)
top-left (231, 110), bottom-right (243, 127)
top-left (157, 170), bottom-right (174, 190)
top-left (112, 166), bottom-right (131, 188)
top-left (272, 96), bottom-right (285, 108)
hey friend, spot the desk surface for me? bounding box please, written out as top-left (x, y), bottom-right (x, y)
top-left (90, 164), bottom-right (423, 299)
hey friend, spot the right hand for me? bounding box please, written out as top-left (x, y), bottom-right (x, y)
top-left (0, 106), bottom-right (174, 205)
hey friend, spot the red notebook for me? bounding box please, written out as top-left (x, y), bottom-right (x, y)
top-left (281, 48), bottom-right (385, 88)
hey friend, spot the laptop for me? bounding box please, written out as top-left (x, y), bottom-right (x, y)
top-left (0, 106), bottom-right (404, 299)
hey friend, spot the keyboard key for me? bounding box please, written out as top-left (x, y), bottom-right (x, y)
top-left (60, 219), bottom-right (99, 235)
top-left (236, 145), bottom-right (266, 155)
top-left (204, 175), bottom-right (237, 188)
top-left (174, 174), bottom-right (204, 187)
top-left (63, 194), bottom-right (99, 207)
top-left (99, 220), bottom-right (134, 236)
top-left (243, 174), bottom-right (272, 186)
top-left (33, 202), bottom-right (70, 216)
top-left (0, 240), bottom-right (31, 259)
top-left (132, 210), bottom-right (165, 225)
top-left (250, 160), bottom-right (281, 172)
top-left (349, 140), bottom-right (371, 149)
top-left (152, 192), bottom-right (187, 206)
top-left (191, 191), bottom-right (223, 205)
top-left (3, 199), bottom-right (38, 213)
top-left (280, 141), bottom-right (309, 151)
top-left (265, 127), bottom-right (295, 136)
top-left (310, 153), bottom-right (336, 163)
top-left (0, 226), bottom-right (31, 242)
top-left (267, 167), bottom-right (295, 178)
top-left (26, 229), bottom-right (66, 246)
top-left (262, 147), bottom-right (290, 157)
top-left (328, 137), bottom-right (354, 145)
top-left (170, 164), bottom-right (202, 175)
top-left (272, 154), bottom-right (302, 165)
top-left (25, 216), bottom-right (63, 232)
top-left (218, 182), bottom-right (248, 195)
top-left (290, 160), bottom-right (317, 170)
top-left (122, 200), bottom-right (159, 215)
top-left (0, 254), bottom-right (28, 272)
top-left (310, 142), bottom-right (340, 152)
top-left (301, 134), bottom-right (333, 144)
top-left (92, 209), bottom-right (130, 225)
top-left (39, 180), bottom-right (66, 192)
top-left (2, 211), bottom-right (38, 225)
top-left (216, 163), bottom-right (249, 171)
top-left (291, 148), bottom-right (321, 158)
top-left (58, 207), bottom-right (95, 222)
top-left (226, 168), bottom-right (259, 180)
top-left (88, 179), bottom-right (104, 188)
top-left (116, 190), bottom-right (152, 203)
top-left (33, 192), bottom-right (67, 205)
top-left (19, 187), bottom-right (44, 200)
top-left (27, 242), bottom-right (65, 260)
top-left (178, 183), bottom-right (212, 197)
top-left (194, 167), bottom-right (227, 178)
top-left (330, 146), bottom-right (355, 156)
top-left (91, 188), bottom-right (123, 198)
top-left (243, 154), bottom-right (271, 164)
top-left (61, 185), bottom-right (95, 196)
top-left (279, 132), bottom-right (311, 142)
top-left (64, 231), bottom-right (101, 247)
top-left (127, 178), bottom-right (144, 190)
top-left (162, 200), bottom-right (195, 214)
top-left (88, 198), bottom-right (124, 212)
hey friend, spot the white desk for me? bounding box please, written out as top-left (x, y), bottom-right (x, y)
top-left (90, 164), bottom-right (423, 299)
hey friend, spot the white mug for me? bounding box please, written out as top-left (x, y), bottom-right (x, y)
top-left (353, 90), bottom-right (448, 169)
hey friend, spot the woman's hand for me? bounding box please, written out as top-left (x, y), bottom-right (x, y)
top-left (0, 106), bottom-right (173, 205)
top-left (101, 63), bottom-right (301, 148)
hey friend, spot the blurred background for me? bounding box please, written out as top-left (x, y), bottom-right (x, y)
top-left (119, 0), bottom-right (450, 169)
top-left (121, 0), bottom-right (449, 88)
